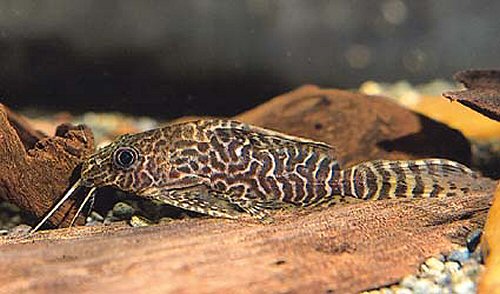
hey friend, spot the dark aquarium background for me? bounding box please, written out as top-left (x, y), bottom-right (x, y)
top-left (0, 0), bottom-right (499, 118)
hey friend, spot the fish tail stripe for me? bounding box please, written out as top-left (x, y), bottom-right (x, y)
top-left (339, 168), bottom-right (353, 197)
top-left (360, 163), bottom-right (379, 200)
top-left (388, 162), bottom-right (408, 198)
top-left (337, 170), bottom-right (345, 196)
top-left (344, 168), bottom-right (354, 197)
top-left (409, 169), bottom-right (425, 198)
top-left (353, 167), bottom-right (365, 199)
top-left (364, 162), bottom-right (385, 200)
top-left (349, 167), bottom-right (357, 197)
top-left (377, 165), bottom-right (395, 200)
top-left (429, 182), bottom-right (444, 198)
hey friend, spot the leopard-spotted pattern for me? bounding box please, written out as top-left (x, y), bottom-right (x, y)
top-left (78, 119), bottom-right (481, 221)
top-left (30, 119), bottom-right (490, 234)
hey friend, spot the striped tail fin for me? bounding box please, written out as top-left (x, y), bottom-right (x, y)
top-left (334, 159), bottom-right (485, 200)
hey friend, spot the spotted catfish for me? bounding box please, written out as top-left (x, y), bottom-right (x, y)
top-left (31, 119), bottom-right (484, 232)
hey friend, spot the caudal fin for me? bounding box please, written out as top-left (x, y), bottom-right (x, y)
top-left (336, 159), bottom-right (485, 200)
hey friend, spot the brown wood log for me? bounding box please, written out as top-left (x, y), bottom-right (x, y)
top-left (0, 189), bottom-right (494, 293)
top-left (443, 70), bottom-right (500, 122)
top-left (236, 85), bottom-right (472, 167)
top-left (0, 104), bottom-right (95, 227)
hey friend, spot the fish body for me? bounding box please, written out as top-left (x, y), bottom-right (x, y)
top-left (32, 119), bottom-right (484, 231)
top-left (79, 119), bottom-right (481, 220)
top-left (81, 119), bottom-right (342, 219)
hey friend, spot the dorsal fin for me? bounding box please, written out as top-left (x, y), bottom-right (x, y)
top-left (209, 119), bottom-right (333, 152)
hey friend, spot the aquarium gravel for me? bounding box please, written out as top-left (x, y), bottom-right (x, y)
top-left (362, 233), bottom-right (484, 294)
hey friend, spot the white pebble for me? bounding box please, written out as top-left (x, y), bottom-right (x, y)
top-left (427, 284), bottom-right (443, 294)
top-left (423, 268), bottom-right (444, 279)
top-left (425, 257), bottom-right (445, 271)
top-left (451, 270), bottom-right (466, 284)
top-left (432, 271), bottom-right (451, 286)
top-left (395, 288), bottom-right (412, 294)
top-left (413, 279), bottom-right (434, 294)
top-left (461, 261), bottom-right (481, 278)
top-left (452, 278), bottom-right (476, 294)
top-left (444, 261), bottom-right (461, 273)
top-left (129, 215), bottom-right (153, 227)
top-left (400, 275), bottom-right (417, 288)
top-left (420, 263), bottom-right (430, 273)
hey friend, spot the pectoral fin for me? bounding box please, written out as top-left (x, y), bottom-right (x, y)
top-left (139, 185), bottom-right (245, 219)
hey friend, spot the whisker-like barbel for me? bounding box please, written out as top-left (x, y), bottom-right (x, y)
top-left (68, 187), bottom-right (97, 228)
top-left (30, 119), bottom-right (489, 233)
top-left (30, 178), bottom-right (82, 234)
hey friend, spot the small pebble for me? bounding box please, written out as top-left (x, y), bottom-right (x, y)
top-left (394, 288), bottom-right (412, 294)
top-left (103, 210), bottom-right (119, 225)
top-left (112, 202), bottom-right (135, 220)
top-left (425, 257), bottom-right (445, 272)
top-left (85, 220), bottom-right (103, 227)
top-left (85, 211), bottom-right (105, 226)
top-left (432, 271), bottom-right (451, 286)
top-left (435, 254), bottom-right (446, 262)
top-left (427, 284), bottom-right (443, 294)
top-left (400, 275), bottom-right (417, 288)
top-left (452, 278), bottom-right (476, 294)
top-left (451, 270), bottom-right (466, 284)
top-left (447, 247), bottom-right (470, 264)
top-left (10, 215), bottom-right (21, 224)
top-left (422, 268), bottom-right (447, 283)
top-left (8, 224), bottom-right (32, 236)
top-left (129, 215), bottom-right (154, 227)
top-left (412, 278), bottom-right (434, 294)
top-left (444, 261), bottom-right (461, 273)
top-left (420, 263), bottom-right (430, 273)
top-left (89, 211), bottom-right (104, 221)
top-left (379, 288), bottom-right (393, 294)
top-left (460, 261), bottom-right (481, 278)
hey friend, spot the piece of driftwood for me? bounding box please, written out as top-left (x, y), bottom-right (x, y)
top-left (0, 189), bottom-right (495, 293)
top-left (443, 69), bottom-right (500, 122)
top-left (0, 104), bottom-right (95, 227)
top-left (236, 85), bottom-right (472, 167)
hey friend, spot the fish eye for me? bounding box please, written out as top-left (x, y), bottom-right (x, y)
top-left (113, 147), bottom-right (138, 169)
